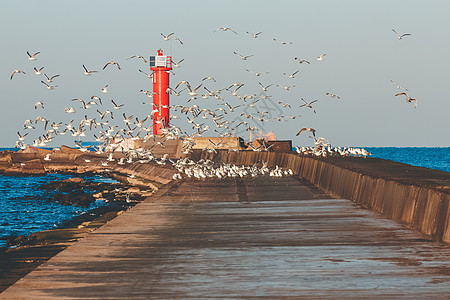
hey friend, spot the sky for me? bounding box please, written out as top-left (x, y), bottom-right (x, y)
top-left (1, 0), bottom-right (450, 148)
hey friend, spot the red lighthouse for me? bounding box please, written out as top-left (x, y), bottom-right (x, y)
top-left (150, 50), bottom-right (172, 135)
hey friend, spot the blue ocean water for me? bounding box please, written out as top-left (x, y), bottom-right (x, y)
top-left (365, 147), bottom-right (450, 173)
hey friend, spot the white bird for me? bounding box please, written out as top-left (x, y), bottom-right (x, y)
top-left (103, 61), bottom-right (121, 70)
top-left (161, 32), bottom-right (174, 40)
top-left (34, 101), bottom-right (44, 110)
top-left (277, 85), bottom-right (295, 90)
top-left (83, 64), bottom-right (98, 75)
top-left (392, 29), bottom-right (412, 40)
top-left (296, 127), bottom-right (316, 137)
top-left (127, 55), bottom-right (147, 63)
top-left (273, 38), bottom-right (292, 45)
top-left (246, 31), bottom-right (262, 38)
top-left (326, 92), bottom-right (340, 99)
top-left (111, 100), bottom-right (124, 110)
top-left (41, 81), bottom-right (57, 90)
top-left (10, 69), bottom-right (26, 80)
top-left (299, 98), bottom-right (318, 114)
top-left (27, 51), bottom-right (40, 61)
top-left (258, 82), bottom-right (273, 91)
top-left (294, 57), bottom-right (310, 64)
top-left (172, 59), bottom-right (184, 68)
top-left (44, 73), bottom-right (60, 82)
top-left (317, 53), bottom-right (326, 61)
top-left (43, 153), bottom-right (51, 161)
top-left (33, 67), bottom-right (44, 75)
top-left (283, 70), bottom-right (299, 78)
top-left (390, 80), bottom-right (408, 91)
top-left (102, 85), bottom-right (109, 93)
top-left (233, 52), bottom-right (253, 60)
top-left (138, 69), bottom-right (154, 79)
top-left (394, 92), bottom-right (417, 109)
top-left (65, 107), bottom-right (76, 113)
top-left (246, 69), bottom-right (268, 76)
top-left (202, 76), bottom-right (216, 82)
top-left (214, 27), bottom-right (237, 34)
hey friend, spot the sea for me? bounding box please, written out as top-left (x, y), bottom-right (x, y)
top-left (0, 147), bottom-right (449, 248)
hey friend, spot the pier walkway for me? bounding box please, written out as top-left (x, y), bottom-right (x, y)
top-left (2, 176), bottom-right (450, 299)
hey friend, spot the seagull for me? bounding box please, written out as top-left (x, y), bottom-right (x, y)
top-left (138, 69), bottom-right (154, 79)
top-left (127, 55), bottom-right (147, 63)
top-left (233, 52), bottom-right (253, 60)
top-left (317, 54), bottom-right (326, 61)
top-left (283, 70), bottom-right (299, 78)
top-left (258, 82), bottom-right (273, 91)
top-left (17, 132), bottom-right (28, 141)
top-left (299, 98), bottom-right (318, 113)
top-left (214, 27), bottom-right (237, 34)
top-left (326, 92), bottom-right (340, 99)
top-left (34, 101), bottom-right (44, 110)
top-left (161, 32), bottom-right (174, 40)
top-left (103, 61), bottom-right (121, 70)
top-left (202, 76), bottom-right (216, 82)
top-left (390, 80), bottom-right (408, 91)
top-left (173, 36), bottom-right (183, 44)
top-left (111, 99), bottom-right (124, 110)
top-left (273, 38), bottom-right (293, 45)
top-left (27, 51), bottom-right (40, 61)
top-left (277, 85), bottom-right (295, 90)
top-left (395, 92), bottom-right (417, 109)
top-left (246, 31), bottom-right (262, 38)
top-left (33, 67), bottom-right (44, 75)
top-left (83, 65), bottom-right (98, 75)
top-left (44, 73), bottom-right (60, 82)
top-left (246, 69), bottom-right (268, 76)
top-left (296, 127), bottom-right (316, 137)
top-left (91, 95), bottom-right (102, 105)
top-left (10, 69), bottom-right (26, 80)
top-left (172, 59), bottom-right (184, 68)
top-left (392, 29), bottom-right (411, 40)
top-left (41, 81), bottom-right (57, 90)
top-left (102, 85), bottom-right (109, 93)
top-left (43, 153), bottom-right (51, 161)
top-left (65, 107), bottom-right (76, 113)
top-left (294, 57), bottom-right (310, 64)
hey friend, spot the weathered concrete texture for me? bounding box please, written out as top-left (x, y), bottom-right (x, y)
top-left (2, 176), bottom-right (450, 299)
top-left (193, 150), bottom-right (450, 244)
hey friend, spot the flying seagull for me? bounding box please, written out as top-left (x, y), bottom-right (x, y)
top-left (27, 51), bottom-right (40, 61)
top-left (317, 54), bottom-right (326, 61)
top-left (10, 69), bottom-right (26, 80)
top-left (214, 27), bottom-right (237, 34)
top-left (395, 92), bottom-right (417, 109)
top-left (103, 61), bottom-right (121, 70)
top-left (83, 65), bottom-right (98, 75)
top-left (296, 127), bottom-right (316, 137)
top-left (246, 31), bottom-right (262, 38)
top-left (161, 32), bottom-right (174, 40)
top-left (127, 55), bottom-right (147, 63)
top-left (392, 29), bottom-right (411, 40)
top-left (233, 51), bottom-right (253, 60)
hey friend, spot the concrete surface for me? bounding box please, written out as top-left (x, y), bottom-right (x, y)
top-left (2, 176), bottom-right (450, 299)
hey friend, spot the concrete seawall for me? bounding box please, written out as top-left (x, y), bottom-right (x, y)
top-left (192, 150), bottom-right (450, 244)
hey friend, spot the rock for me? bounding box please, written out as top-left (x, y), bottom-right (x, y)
top-left (127, 187), bottom-right (141, 193)
top-left (52, 190), bottom-right (95, 207)
top-left (39, 178), bottom-right (85, 192)
top-left (3, 159), bottom-right (46, 176)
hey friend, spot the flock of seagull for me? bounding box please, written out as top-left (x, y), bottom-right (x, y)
top-left (8, 27), bottom-right (416, 179)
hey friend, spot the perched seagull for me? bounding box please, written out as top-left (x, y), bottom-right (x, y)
top-left (34, 101), bottom-right (44, 110)
top-left (294, 57), bottom-right (310, 64)
top-left (296, 127), bottom-right (316, 137)
top-left (41, 80), bottom-right (57, 90)
top-left (83, 64), bottom-right (98, 75)
top-left (273, 38), bottom-right (293, 45)
top-left (44, 73), bottom-right (60, 82)
top-left (390, 80), bottom-right (408, 91)
top-left (233, 51), bottom-right (253, 60)
top-left (161, 32), bottom-right (174, 40)
top-left (214, 27), bottom-right (237, 34)
top-left (127, 55), bottom-right (147, 63)
top-left (33, 67), bottom-right (44, 75)
top-left (27, 51), bottom-right (40, 61)
top-left (102, 85), bottom-right (109, 93)
top-left (43, 153), bottom-right (51, 161)
top-left (10, 69), bottom-right (26, 80)
top-left (246, 31), bottom-right (262, 38)
top-left (326, 92), bottom-right (340, 99)
top-left (395, 92), bottom-right (418, 109)
top-left (111, 99), bottom-right (124, 110)
top-left (392, 29), bottom-right (411, 40)
top-left (172, 59), bottom-right (184, 68)
top-left (299, 98), bottom-right (318, 113)
top-left (103, 61), bottom-right (121, 70)
top-left (283, 70), bottom-right (299, 78)
top-left (317, 53), bottom-right (326, 61)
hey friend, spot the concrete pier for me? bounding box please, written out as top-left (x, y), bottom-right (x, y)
top-left (2, 175), bottom-right (450, 299)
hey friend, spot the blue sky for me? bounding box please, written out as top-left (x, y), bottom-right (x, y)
top-left (1, 0), bottom-right (450, 147)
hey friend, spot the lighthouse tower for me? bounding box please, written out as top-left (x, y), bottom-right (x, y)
top-left (150, 50), bottom-right (172, 135)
